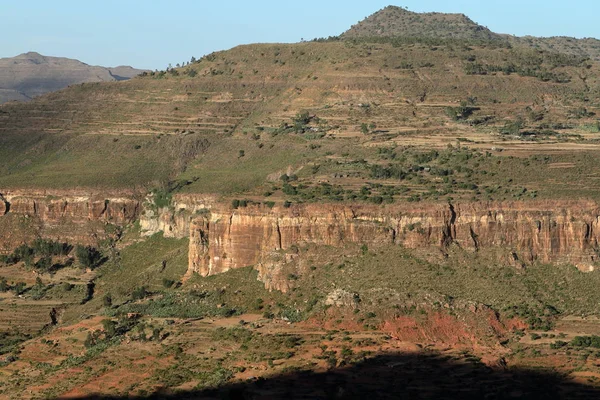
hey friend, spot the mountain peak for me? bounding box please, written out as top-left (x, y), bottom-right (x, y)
top-left (15, 52), bottom-right (49, 64)
top-left (341, 6), bottom-right (499, 41)
top-left (0, 53), bottom-right (148, 104)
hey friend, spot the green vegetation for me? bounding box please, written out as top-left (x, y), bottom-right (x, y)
top-left (75, 245), bottom-right (103, 270)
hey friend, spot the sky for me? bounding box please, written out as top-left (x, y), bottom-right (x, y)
top-left (2, 0), bottom-right (599, 70)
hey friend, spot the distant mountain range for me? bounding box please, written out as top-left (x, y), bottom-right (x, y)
top-left (342, 6), bottom-right (600, 61)
top-left (0, 52), bottom-right (148, 104)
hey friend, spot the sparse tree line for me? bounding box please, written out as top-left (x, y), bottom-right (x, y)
top-left (0, 238), bottom-right (104, 273)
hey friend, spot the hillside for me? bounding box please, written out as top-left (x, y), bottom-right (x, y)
top-left (1, 40), bottom-right (599, 200)
top-left (0, 52), bottom-right (147, 104)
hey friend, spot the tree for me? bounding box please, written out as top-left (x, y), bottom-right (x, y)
top-left (75, 246), bottom-right (103, 269)
top-left (293, 111), bottom-right (311, 133)
top-left (131, 286), bottom-right (148, 301)
top-left (103, 293), bottom-right (113, 307)
top-left (0, 277), bottom-right (8, 292)
top-left (12, 282), bottom-right (27, 295)
top-left (361, 123), bottom-right (369, 134)
top-left (102, 319), bottom-right (117, 339)
top-left (282, 183), bottom-right (298, 196)
top-left (500, 117), bottom-right (524, 136)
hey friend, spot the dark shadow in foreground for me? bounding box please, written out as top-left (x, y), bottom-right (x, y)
top-left (72, 352), bottom-right (600, 399)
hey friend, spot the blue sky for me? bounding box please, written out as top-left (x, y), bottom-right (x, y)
top-left (2, 1), bottom-right (599, 70)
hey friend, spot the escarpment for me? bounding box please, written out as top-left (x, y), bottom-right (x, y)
top-left (183, 200), bottom-right (600, 285)
top-left (0, 190), bottom-right (141, 252)
top-left (4, 190), bottom-right (600, 288)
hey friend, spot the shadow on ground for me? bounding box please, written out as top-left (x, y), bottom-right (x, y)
top-left (73, 351), bottom-right (600, 399)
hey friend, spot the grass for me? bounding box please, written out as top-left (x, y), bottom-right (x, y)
top-left (96, 232), bottom-right (188, 300)
top-left (2, 39), bottom-right (600, 196)
top-left (268, 243), bottom-right (600, 321)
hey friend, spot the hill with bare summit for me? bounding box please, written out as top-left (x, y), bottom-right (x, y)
top-left (0, 52), bottom-right (147, 104)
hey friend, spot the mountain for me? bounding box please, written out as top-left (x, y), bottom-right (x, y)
top-left (342, 6), bottom-right (501, 41)
top-left (0, 52), bottom-right (148, 104)
top-left (342, 6), bottom-right (600, 61)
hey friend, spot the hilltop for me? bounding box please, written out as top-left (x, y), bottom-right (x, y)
top-left (343, 6), bottom-right (600, 61)
top-left (342, 6), bottom-right (501, 41)
top-left (0, 52), bottom-right (147, 104)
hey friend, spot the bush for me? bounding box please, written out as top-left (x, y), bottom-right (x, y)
top-left (62, 282), bottom-right (74, 292)
top-left (131, 286), bottom-right (149, 301)
top-left (34, 256), bottom-right (53, 273)
top-left (32, 239), bottom-right (71, 257)
top-left (282, 184), bottom-right (298, 196)
top-left (103, 293), bottom-right (113, 307)
top-left (101, 319), bottom-right (117, 339)
top-left (0, 277), bottom-right (8, 292)
top-left (12, 282), bottom-right (27, 295)
top-left (75, 246), bottom-right (103, 270)
top-left (550, 340), bottom-right (568, 349)
top-left (162, 279), bottom-right (176, 289)
top-left (571, 335), bottom-right (600, 348)
top-left (445, 102), bottom-right (476, 121)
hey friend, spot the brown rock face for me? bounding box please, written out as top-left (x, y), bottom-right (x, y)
top-left (188, 205), bottom-right (394, 277)
top-left (186, 200), bottom-right (600, 284)
top-left (4, 189), bottom-right (600, 290)
top-left (0, 190), bottom-right (141, 252)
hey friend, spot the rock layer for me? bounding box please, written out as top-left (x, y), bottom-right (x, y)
top-left (0, 190), bottom-right (141, 252)
top-left (187, 200), bottom-right (600, 280)
top-left (3, 191), bottom-right (600, 284)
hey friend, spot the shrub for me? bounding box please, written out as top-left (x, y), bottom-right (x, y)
top-left (102, 319), bottom-right (117, 339)
top-left (550, 340), bottom-right (568, 349)
top-left (75, 246), bottom-right (103, 270)
top-left (500, 118), bottom-right (524, 136)
top-left (61, 282), bottom-right (74, 292)
top-left (103, 293), bottom-right (113, 307)
top-left (162, 279), bottom-right (176, 289)
top-left (282, 184), bottom-right (298, 196)
top-left (12, 282), bottom-right (27, 295)
top-left (0, 277), bottom-right (8, 292)
top-left (571, 335), bottom-right (600, 348)
top-left (445, 102), bottom-right (476, 121)
top-left (32, 239), bottom-right (71, 257)
top-left (131, 286), bottom-right (149, 301)
top-left (34, 256), bottom-right (53, 273)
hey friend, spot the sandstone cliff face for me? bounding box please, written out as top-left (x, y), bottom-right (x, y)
top-left (0, 190), bottom-right (141, 252)
top-left (185, 200), bottom-right (600, 287)
top-left (139, 194), bottom-right (215, 239)
top-left (3, 189), bottom-right (600, 290)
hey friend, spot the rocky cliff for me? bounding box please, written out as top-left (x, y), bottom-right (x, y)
top-left (3, 190), bottom-right (600, 290)
top-left (185, 200), bottom-right (600, 289)
top-left (0, 190), bottom-right (141, 252)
